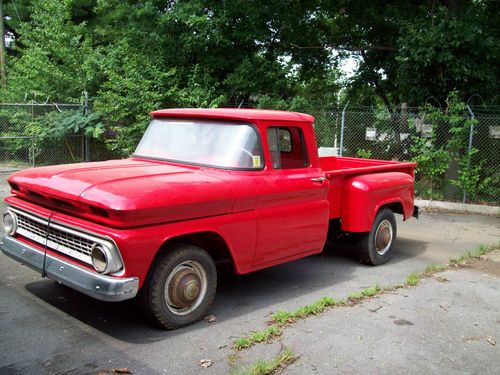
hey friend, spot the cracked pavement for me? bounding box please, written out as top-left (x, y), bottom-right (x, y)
top-left (239, 252), bottom-right (500, 374)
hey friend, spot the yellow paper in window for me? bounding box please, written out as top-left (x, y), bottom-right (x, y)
top-left (252, 156), bottom-right (261, 168)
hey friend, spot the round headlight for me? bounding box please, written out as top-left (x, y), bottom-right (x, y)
top-left (91, 244), bottom-right (108, 273)
top-left (3, 211), bottom-right (17, 235)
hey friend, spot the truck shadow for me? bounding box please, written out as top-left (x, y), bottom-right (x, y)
top-left (24, 237), bottom-right (426, 344)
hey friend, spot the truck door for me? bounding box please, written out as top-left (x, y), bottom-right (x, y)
top-left (253, 125), bottom-right (330, 266)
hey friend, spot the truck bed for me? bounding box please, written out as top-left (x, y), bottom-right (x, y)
top-left (320, 156), bottom-right (416, 222)
top-left (319, 156), bottom-right (416, 177)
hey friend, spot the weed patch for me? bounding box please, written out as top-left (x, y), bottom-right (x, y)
top-left (271, 296), bottom-right (343, 325)
top-left (424, 263), bottom-right (448, 274)
top-left (347, 283), bottom-right (381, 301)
top-left (406, 272), bottom-right (420, 286)
top-left (234, 326), bottom-right (282, 350)
top-left (232, 348), bottom-right (297, 375)
top-left (450, 244), bottom-right (494, 265)
top-left (361, 283), bottom-right (381, 297)
top-left (232, 243), bottom-right (499, 353)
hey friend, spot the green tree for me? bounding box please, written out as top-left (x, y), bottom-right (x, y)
top-left (5, 0), bottom-right (96, 101)
top-left (316, 1), bottom-right (499, 106)
top-left (396, 2), bottom-right (499, 105)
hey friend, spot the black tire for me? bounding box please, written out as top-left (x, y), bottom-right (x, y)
top-left (357, 208), bottom-right (397, 266)
top-left (139, 244), bottom-right (217, 329)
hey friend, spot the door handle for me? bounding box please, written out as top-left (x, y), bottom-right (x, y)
top-left (311, 177), bottom-right (326, 183)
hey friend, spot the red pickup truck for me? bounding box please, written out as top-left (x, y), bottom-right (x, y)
top-left (1, 109), bottom-right (417, 329)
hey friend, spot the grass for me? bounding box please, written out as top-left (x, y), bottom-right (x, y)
top-left (235, 285), bottom-right (383, 351)
top-left (346, 284), bottom-right (382, 301)
top-left (270, 285), bottom-right (383, 328)
top-left (234, 326), bottom-right (282, 350)
top-left (271, 296), bottom-right (342, 325)
top-left (424, 263), bottom-right (448, 274)
top-left (228, 353), bottom-right (240, 368)
top-left (232, 348), bottom-right (297, 375)
top-left (360, 283), bottom-right (381, 297)
top-left (450, 251), bottom-right (472, 264)
top-left (406, 272), bottom-right (420, 286)
top-left (476, 244), bottom-right (490, 256)
top-left (232, 243), bottom-right (499, 352)
top-left (449, 244), bottom-right (491, 264)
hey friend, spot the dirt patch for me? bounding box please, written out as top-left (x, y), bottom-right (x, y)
top-left (419, 206), bottom-right (500, 218)
top-left (465, 254), bottom-right (500, 278)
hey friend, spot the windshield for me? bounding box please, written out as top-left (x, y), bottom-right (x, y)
top-left (134, 118), bottom-right (264, 169)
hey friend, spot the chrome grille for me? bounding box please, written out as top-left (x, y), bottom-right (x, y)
top-left (12, 209), bottom-right (98, 265)
top-left (48, 226), bottom-right (94, 256)
top-left (16, 214), bottom-right (47, 239)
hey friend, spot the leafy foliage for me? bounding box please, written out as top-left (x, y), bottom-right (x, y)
top-left (4, 0), bottom-right (344, 154)
top-left (410, 136), bottom-right (450, 199)
top-left (410, 91), bottom-right (494, 201)
top-left (37, 110), bottom-right (104, 139)
top-left (451, 149), bottom-right (493, 201)
top-left (356, 149), bottom-right (372, 159)
top-left (395, 3), bottom-right (499, 105)
top-left (317, 1), bottom-right (499, 106)
top-left (0, 106), bottom-right (103, 165)
top-left (6, 0), bottom-right (95, 101)
top-left (2, 0), bottom-right (498, 162)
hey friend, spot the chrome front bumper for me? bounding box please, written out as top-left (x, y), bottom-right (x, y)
top-left (0, 236), bottom-right (139, 302)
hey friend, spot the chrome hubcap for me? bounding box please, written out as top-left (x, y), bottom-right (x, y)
top-left (165, 261), bottom-right (207, 316)
top-left (375, 220), bottom-right (393, 255)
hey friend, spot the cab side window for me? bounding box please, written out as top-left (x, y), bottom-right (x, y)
top-left (267, 127), bottom-right (309, 169)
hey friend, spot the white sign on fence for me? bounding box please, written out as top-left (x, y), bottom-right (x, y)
top-left (365, 127), bottom-right (377, 141)
top-left (489, 126), bottom-right (500, 139)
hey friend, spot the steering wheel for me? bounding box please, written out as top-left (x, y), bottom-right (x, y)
top-left (238, 147), bottom-right (255, 168)
top-left (239, 147), bottom-right (253, 158)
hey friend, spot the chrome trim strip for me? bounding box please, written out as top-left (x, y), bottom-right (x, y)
top-left (0, 236), bottom-right (138, 302)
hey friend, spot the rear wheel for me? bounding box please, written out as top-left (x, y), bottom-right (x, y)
top-left (140, 244), bottom-right (217, 329)
top-left (357, 208), bottom-right (397, 265)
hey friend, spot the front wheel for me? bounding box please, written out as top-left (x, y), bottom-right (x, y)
top-left (357, 208), bottom-right (397, 265)
top-left (140, 244), bottom-right (217, 329)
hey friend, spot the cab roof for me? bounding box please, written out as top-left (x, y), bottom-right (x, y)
top-left (151, 108), bottom-right (315, 123)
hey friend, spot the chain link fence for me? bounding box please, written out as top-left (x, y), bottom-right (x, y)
top-left (1, 101), bottom-right (498, 206)
top-left (469, 110), bottom-right (500, 204)
top-left (308, 105), bottom-right (500, 205)
top-left (225, 100), bottom-right (499, 205)
top-left (0, 103), bottom-right (85, 169)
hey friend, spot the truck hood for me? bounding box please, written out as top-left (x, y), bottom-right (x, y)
top-left (8, 159), bottom-right (235, 227)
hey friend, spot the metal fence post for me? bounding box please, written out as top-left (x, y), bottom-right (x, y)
top-left (30, 100), bottom-right (35, 166)
top-left (464, 104), bottom-right (475, 203)
top-left (339, 101), bottom-right (349, 156)
top-left (83, 91), bottom-right (91, 162)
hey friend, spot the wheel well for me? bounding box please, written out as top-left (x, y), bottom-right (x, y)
top-left (381, 202), bottom-right (404, 216)
top-left (141, 232), bottom-right (234, 289)
top-left (159, 232), bottom-right (233, 264)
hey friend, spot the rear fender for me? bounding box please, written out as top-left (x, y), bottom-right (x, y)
top-left (340, 172), bottom-right (414, 232)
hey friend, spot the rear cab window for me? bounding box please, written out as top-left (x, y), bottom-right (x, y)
top-left (266, 126), bottom-right (309, 169)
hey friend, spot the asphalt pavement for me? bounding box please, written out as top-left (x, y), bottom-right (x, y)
top-left (239, 251), bottom-right (500, 375)
top-left (0, 170), bottom-right (499, 374)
